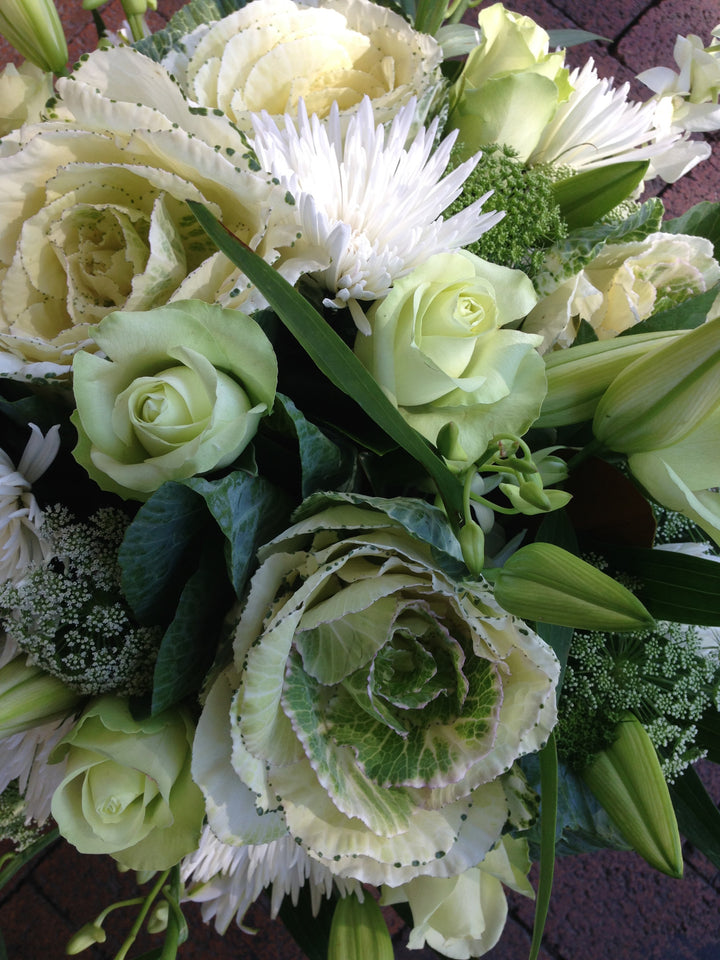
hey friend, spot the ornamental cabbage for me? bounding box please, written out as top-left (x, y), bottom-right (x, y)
top-left (163, 0), bottom-right (443, 131)
top-left (193, 501), bottom-right (558, 888)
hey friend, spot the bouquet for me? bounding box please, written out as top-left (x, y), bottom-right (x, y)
top-left (1, 0), bottom-right (719, 957)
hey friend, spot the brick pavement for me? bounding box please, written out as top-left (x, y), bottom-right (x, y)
top-left (1, 0), bottom-right (719, 957)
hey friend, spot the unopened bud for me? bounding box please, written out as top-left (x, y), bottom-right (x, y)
top-left (493, 542), bottom-right (654, 630)
top-left (329, 893), bottom-right (393, 960)
top-left (583, 713), bottom-right (683, 878)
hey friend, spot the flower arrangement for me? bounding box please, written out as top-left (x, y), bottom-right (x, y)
top-left (0, 1), bottom-right (720, 958)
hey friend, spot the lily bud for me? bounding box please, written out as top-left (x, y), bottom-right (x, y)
top-left (329, 893), bottom-right (393, 960)
top-left (0, 656), bottom-right (80, 737)
top-left (492, 542), bottom-right (654, 630)
top-left (593, 317), bottom-right (720, 452)
top-left (536, 330), bottom-right (680, 428)
top-left (0, 0), bottom-right (67, 73)
top-left (65, 922), bottom-right (106, 954)
top-left (458, 518), bottom-right (485, 575)
top-left (582, 713), bottom-right (683, 878)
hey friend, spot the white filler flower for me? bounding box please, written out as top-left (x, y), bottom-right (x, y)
top-left (251, 95), bottom-right (503, 332)
top-left (0, 424), bottom-right (59, 583)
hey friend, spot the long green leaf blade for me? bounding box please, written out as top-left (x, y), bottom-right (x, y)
top-left (669, 765), bottom-right (720, 871)
top-left (187, 201), bottom-right (463, 518)
top-left (529, 732), bottom-right (558, 960)
top-left (599, 545), bottom-right (720, 625)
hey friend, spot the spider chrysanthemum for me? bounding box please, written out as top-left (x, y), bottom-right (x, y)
top-left (251, 96), bottom-right (504, 332)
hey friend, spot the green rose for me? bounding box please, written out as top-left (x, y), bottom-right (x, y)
top-left (71, 301), bottom-right (277, 500)
top-left (192, 502), bottom-right (558, 888)
top-left (50, 696), bottom-right (205, 871)
top-left (447, 3), bottom-right (571, 160)
top-left (354, 251), bottom-right (546, 464)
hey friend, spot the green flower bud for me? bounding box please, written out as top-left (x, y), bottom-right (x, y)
top-left (457, 518), bottom-right (485, 575)
top-left (0, 0), bottom-right (67, 73)
top-left (593, 317), bottom-right (720, 452)
top-left (492, 542), bottom-right (655, 630)
top-left (582, 713), bottom-right (683, 878)
top-left (0, 656), bottom-right (80, 737)
top-left (329, 893), bottom-right (393, 960)
top-left (65, 922), bottom-right (106, 954)
top-left (536, 330), bottom-right (680, 428)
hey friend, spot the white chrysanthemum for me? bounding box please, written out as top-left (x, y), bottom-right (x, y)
top-left (0, 714), bottom-right (73, 824)
top-left (181, 827), bottom-right (360, 934)
top-left (0, 424), bottom-right (59, 584)
top-left (527, 59), bottom-right (709, 183)
top-left (251, 95), bottom-right (503, 332)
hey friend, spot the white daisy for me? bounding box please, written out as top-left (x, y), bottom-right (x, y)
top-left (0, 423), bottom-right (60, 584)
top-left (181, 827), bottom-right (360, 934)
top-left (526, 59), bottom-right (709, 183)
top-left (251, 95), bottom-right (503, 333)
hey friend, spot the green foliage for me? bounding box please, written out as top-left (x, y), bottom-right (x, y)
top-left (551, 161), bottom-right (649, 230)
top-left (444, 144), bottom-right (567, 275)
top-left (664, 200), bottom-right (720, 258)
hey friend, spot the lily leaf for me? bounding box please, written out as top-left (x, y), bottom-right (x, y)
top-left (529, 733), bottom-right (558, 960)
top-left (552, 161), bottom-right (649, 230)
top-left (598, 544), bottom-right (720, 625)
top-left (187, 201), bottom-right (464, 520)
top-left (669, 764), bottom-right (720, 871)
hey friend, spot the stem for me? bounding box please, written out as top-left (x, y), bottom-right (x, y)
top-left (0, 828), bottom-right (59, 891)
top-left (566, 438), bottom-right (605, 472)
top-left (114, 870), bottom-right (170, 960)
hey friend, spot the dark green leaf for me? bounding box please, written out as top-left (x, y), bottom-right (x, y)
top-left (599, 545), bottom-right (720, 624)
top-left (664, 201), bottom-right (720, 258)
top-left (188, 201), bottom-right (464, 520)
top-left (696, 711), bottom-right (720, 764)
top-left (572, 318), bottom-right (599, 346)
top-left (520, 756), bottom-right (631, 857)
top-left (548, 29), bottom-right (610, 47)
top-left (552, 162), bottom-right (649, 230)
top-left (151, 532), bottom-right (232, 714)
top-left (669, 765), bottom-right (720, 870)
top-left (119, 483), bottom-right (208, 625)
top-left (279, 884), bottom-right (338, 960)
top-left (269, 394), bottom-right (356, 498)
top-left (529, 733), bottom-right (558, 960)
top-left (185, 472), bottom-right (292, 597)
top-left (621, 283), bottom-right (720, 335)
top-left (0, 829), bottom-right (60, 893)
